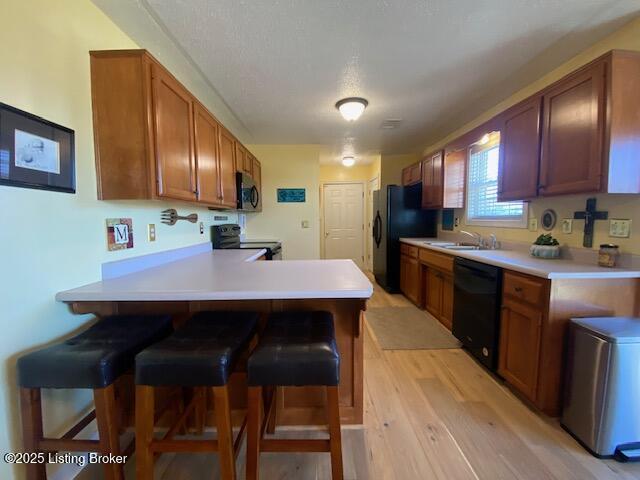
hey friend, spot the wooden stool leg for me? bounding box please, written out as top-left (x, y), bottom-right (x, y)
top-left (94, 384), bottom-right (124, 480)
top-left (135, 385), bottom-right (155, 480)
top-left (195, 387), bottom-right (206, 435)
top-left (246, 386), bottom-right (263, 480)
top-left (20, 388), bottom-right (46, 480)
top-left (266, 386), bottom-right (277, 435)
top-left (326, 386), bottom-right (344, 480)
top-left (213, 386), bottom-right (236, 480)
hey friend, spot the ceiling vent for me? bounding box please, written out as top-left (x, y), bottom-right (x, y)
top-left (380, 119), bottom-right (402, 130)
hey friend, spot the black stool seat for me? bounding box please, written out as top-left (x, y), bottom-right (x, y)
top-left (17, 315), bottom-right (173, 389)
top-left (248, 311), bottom-right (340, 387)
top-left (135, 311), bottom-right (259, 387)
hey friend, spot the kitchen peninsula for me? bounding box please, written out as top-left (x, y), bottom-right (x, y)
top-left (56, 246), bottom-right (373, 425)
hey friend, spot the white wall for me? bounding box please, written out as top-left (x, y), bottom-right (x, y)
top-left (244, 145), bottom-right (321, 260)
top-left (0, 1), bottom-right (236, 478)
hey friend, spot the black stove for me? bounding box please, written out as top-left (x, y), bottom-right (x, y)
top-left (211, 224), bottom-right (282, 260)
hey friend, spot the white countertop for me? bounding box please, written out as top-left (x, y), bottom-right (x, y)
top-left (400, 238), bottom-right (640, 279)
top-left (56, 249), bottom-right (373, 302)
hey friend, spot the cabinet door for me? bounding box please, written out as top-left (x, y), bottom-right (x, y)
top-left (193, 104), bottom-right (221, 205)
top-left (152, 65), bottom-right (196, 201)
top-left (406, 257), bottom-right (421, 305)
top-left (402, 162), bottom-right (422, 186)
top-left (443, 149), bottom-right (465, 209)
top-left (539, 62), bottom-right (605, 196)
top-left (440, 273), bottom-right (454, 331)
top-left (400, 254), bottom-right (408, 295)
top-left (218, 127), bottom-right (237, 208)
top-left (236, 143), bottom-right (251, 175)
top-left (422, 152), bottom-right (443, 209)
top-left (424, 268), bottom-right (443, 318)
top-left (251, 155), bottom-right (262, 211)
top-left (498, 96), bottom-right (542, 201)
top-left (498, 299), bottom-right (542, 400)
top-left (421, 157), bottom-right (433, 208)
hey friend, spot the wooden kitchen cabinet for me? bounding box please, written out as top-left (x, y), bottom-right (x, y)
top-left (152, 64), bottom-right (197, 201)
top-left (498, 298), bottom-right (543, 400)
top-left (236, 143), bottom-right (252, 176)
top-left (419, 248), bottom-right (454, 330)
top-left (400, 244), bottom-right (421, 305)
top-left (90, 49), bottom-right (261, 209)
top-left (217, 126), bottom-right (237, 208)
top-left (539, 61), bottom-right (605, 196)
top-left (421, 151), bottom-right (443, 209)
top-left (402, 162), bottom-right (422, 186)
top-left (498, 95), bottom-right (542, 201)
top-left (193, 103), bottom-right (221, 205)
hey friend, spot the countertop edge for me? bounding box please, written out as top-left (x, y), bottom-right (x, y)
top-left (400, 238), bottom-right (640, 280)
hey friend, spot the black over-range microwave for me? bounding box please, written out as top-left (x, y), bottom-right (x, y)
top-left (236, 172), bottom-right (261, 211)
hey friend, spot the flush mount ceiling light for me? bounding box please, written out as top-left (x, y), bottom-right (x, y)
top-left (342, 156), bottom-right (355, 167)
top-left (335, 97), bottom-right (368, 121)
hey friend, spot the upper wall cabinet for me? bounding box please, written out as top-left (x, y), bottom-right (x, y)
top-left (402, 162), bottom-right (422, 186)
top-left (495, 50), bottom-right (640, 199)
top-left (539, 61), bottom-right (605, 196)
top-left (421, 151), bottom-right (443, 209)
top-left (90, 49), bottom-right (257, 209)
top-left (498, 96), bottom-right (542, 201)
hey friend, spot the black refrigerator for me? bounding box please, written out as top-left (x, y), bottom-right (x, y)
top-left (372, 184), bottom-right (437, 292)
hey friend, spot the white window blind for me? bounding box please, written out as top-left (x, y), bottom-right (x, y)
top-left (466, 139), bottom-right (526, 226)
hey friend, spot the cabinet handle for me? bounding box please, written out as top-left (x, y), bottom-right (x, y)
top-left (514, 286), bottom-right (523, 293)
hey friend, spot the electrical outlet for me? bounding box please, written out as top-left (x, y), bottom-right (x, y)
top-left (301, 220), bottom-right (309, 229)
top-left (561, 219), bottom-right (573, 234)
top-left (609, 219), bottom-right (631, 238)
top-left (528, 218), bottom-right (538, 232)
top-left (148, 224), bottom-right (156, 242)
top-left (454, 217), bottom-right (460, 227)
top-left (199, 222), bottom-right (204, 234)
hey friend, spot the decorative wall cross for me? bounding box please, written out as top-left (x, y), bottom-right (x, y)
top-left (573, 198), bottom-right (608, 248)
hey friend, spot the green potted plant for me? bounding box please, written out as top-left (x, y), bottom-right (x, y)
top-left (530, 234), bottom-right (561, 259)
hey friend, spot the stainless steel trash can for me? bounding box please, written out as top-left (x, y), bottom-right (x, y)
top-left (562, 317), bottom-right (640, 460)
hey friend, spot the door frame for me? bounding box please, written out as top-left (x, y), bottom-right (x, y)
top-left (366, 176), bottom-right (379, 271)
top-left (320, 181), bottom-right (366, 265)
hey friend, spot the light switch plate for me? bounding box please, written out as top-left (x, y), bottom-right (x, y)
top-left (301, 220), bottom-right (309, 229)
top-left (609, 219), bottom-right (631, 238)
top-left (528, 218), bottom-right (538, 232)
top-left (561, 219), bottom-right (573, 234)
top-left (199, 222), bottom-right (204, 234)
top-left (148, 224), bottom-right (156, 242)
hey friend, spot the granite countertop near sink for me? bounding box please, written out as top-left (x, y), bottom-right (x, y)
top-left (400, 237), bottom-right (640, 280)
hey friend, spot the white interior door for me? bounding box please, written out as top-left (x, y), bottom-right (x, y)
top-left (323, 183), bottom-right (364, 267)
top-left (366, 177), bottom-right (379, 271)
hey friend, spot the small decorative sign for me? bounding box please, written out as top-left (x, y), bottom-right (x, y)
top-left (277, 188), bottom-right (306, 203)
top-left (106, 218), bottom-right (134, 251)
top-left (0, 102), bottom-right (75, 193)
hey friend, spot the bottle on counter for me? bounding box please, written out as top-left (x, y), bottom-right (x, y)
top-left (598, 244), bottom-right (620, 268)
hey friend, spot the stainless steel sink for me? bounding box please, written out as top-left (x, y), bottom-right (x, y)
top-left (443, 245), bottom-right (482, 251)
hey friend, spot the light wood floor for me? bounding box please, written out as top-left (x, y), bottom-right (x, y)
top-left (80, 277), bottom-right (640, 479)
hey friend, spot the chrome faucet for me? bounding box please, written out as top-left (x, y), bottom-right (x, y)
top-left (459, 230), bottom-right (484, 248)
top-left (488, 233), bottom-right (500, 250)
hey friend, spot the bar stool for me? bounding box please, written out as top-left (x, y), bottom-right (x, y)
top-left (17, 314), bottom-right (173, 480)
top-left (134, 310), bottom-right (259, 480)
top-left (246, 311), bottom-right (343, 480)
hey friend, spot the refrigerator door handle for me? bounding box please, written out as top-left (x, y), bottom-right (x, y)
top-left (373, 212), bottom-right (382, 247)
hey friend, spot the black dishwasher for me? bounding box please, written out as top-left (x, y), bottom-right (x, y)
top-left (452, 257), bottom-right (502, 371)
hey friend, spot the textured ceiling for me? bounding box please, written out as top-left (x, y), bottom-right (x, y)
top-left (127, 1), bottom-right (639, 163)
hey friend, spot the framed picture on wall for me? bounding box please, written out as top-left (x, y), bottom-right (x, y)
top-left (0, 102), bottom-right (75, 193)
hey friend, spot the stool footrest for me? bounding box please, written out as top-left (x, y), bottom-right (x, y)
top-left (38, 438), bottom-right (101, 453)
top-left (260, 438), bottom-right (331, 453)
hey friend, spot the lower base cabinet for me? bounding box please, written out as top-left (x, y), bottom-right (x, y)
top-left (400, 253), bottom-right (421, 305)
top-left (423, 267), bottom-right (453, 330)
top-left (498, 298), bottom-right (542, 399)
